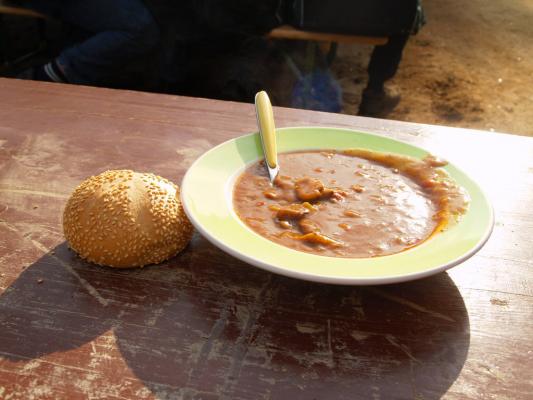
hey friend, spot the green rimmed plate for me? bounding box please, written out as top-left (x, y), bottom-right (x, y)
top-left (181, 127), bottom-right (493, 285)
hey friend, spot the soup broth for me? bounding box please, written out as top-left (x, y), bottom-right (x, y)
top-left (233, 149), bottom-right (468, 258)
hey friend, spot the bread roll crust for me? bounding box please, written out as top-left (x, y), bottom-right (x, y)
top-left (63, 170), bottom-right (193, 268)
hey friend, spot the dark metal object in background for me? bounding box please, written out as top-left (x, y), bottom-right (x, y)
top-left (289, 0), bottom-right (424, 36)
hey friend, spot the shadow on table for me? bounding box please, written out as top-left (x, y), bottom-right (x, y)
top-left (0, 237), bottom-right (470, 399)
top-left (0, 242), bottom-right (115, 360)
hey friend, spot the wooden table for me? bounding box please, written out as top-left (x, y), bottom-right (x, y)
top-left (0, 78), bottom-right (531, 399)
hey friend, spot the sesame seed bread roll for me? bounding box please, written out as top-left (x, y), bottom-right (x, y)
top-left (63, 170), bottom-right (193, 268)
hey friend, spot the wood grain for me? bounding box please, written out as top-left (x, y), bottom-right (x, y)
top-left (0, 78), bottom-right (532, 399)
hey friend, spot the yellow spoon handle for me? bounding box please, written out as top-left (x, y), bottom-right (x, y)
top-left (255, 91), bottom-right (277, 169)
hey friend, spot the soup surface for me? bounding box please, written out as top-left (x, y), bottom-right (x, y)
top-left (233, 149), bottom-right (468, 258)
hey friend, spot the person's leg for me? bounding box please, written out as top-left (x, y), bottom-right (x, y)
top-left (366, 34), bottom-right (409, 91)
top-left (358, 34), bottom-right (409, 117)
top-left (22, 0), bottom-right (159, 85)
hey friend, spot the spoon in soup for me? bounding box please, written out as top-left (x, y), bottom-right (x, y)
top-left (255, 90), bottom-right (279, 183)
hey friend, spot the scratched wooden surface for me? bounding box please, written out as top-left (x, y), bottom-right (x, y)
top-left (0, 78), bottom-right (532, 400)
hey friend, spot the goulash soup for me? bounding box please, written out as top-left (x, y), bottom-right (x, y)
top-left (233, 149), bottom-right (468, 258)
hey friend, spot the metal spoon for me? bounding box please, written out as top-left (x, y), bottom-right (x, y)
top-left (255, 91), bottom-right (279, 183)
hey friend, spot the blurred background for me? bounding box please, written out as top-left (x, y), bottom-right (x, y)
top-left (1, 0), bottom-right (531, 136)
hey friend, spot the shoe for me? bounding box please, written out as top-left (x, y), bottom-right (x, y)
top-left (16, 65), bottom-right (53, 82)
top-left (358, 85), bottom-right (401, 117)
